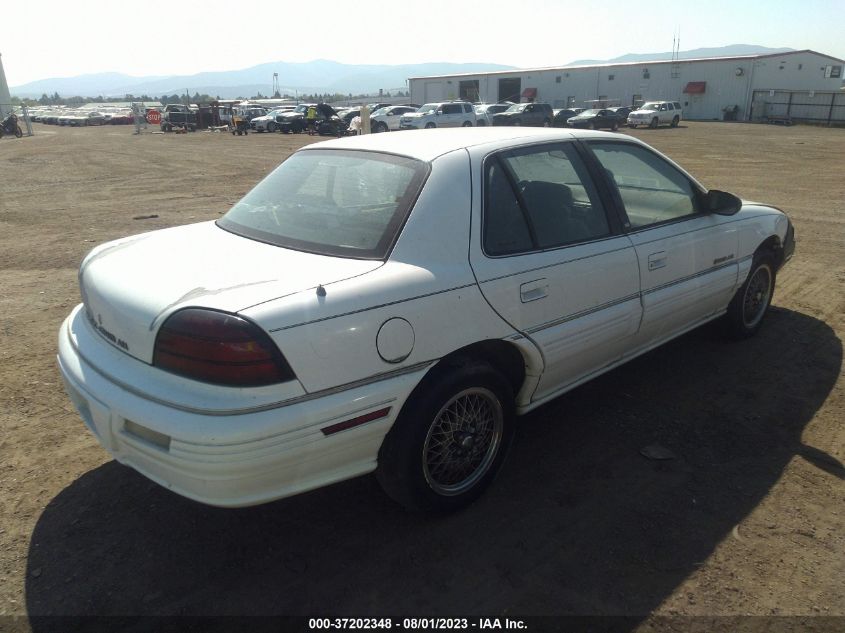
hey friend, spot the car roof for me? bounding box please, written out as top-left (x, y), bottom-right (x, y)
top-left (305, 127), bottom-right (636, 162)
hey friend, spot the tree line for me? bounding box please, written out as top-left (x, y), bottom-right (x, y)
top-left (11, 89), bottom-right (411, 107)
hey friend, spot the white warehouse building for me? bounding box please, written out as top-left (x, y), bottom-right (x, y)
top-left (408, 50), bottom-right (845, 122)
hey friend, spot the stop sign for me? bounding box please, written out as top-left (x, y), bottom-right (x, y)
top-left (147, 110), bottom-right (161, 124)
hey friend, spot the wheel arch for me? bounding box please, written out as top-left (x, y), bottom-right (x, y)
top-left (756, 234), bottom-right (785, 269)
top-left (404, 338), bottom-right (539, 415)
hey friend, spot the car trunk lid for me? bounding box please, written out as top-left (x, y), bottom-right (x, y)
top-left (79, 221), bottom-right (382, 363)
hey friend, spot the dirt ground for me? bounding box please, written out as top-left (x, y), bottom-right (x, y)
top-left (0, 121), bottom-right (843, 631)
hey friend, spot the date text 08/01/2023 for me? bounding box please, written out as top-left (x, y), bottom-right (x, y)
top-left (308, 618), bottom-right (528, 630)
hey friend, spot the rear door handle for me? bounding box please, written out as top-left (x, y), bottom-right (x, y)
top-left (520, 278), bottom-right (549, 303)
top-left (648, 251), bottom-right (667, 271)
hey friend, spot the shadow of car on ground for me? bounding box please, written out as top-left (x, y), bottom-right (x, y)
top-left (25, 307), bottom-right (842, 627)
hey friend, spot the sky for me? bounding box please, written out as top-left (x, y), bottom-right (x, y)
top-left (3, 0), bottom-right (844, 87)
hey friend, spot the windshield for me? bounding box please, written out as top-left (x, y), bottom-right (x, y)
top-left (505, 104), bottom-right (526, 113)
top-left (371, 108), bottom-right (388, 117)
top-left (639, 102), bottom-right (660, 110)
top-left (417, 103), bottom-right (438, 113)
top-left (217, 150), bottom-right (429, 260)
top-left (581, 109), bottom-right (601, 115)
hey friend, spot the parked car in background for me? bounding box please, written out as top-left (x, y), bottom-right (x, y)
top-left (566, 108), bottom-right (622, 130)
top-left (71, 111), bottom-right (107, 126)
top-left (109, 110), bottom-right (135, 125)
top-left (160, 104), bottom-right (197, 132)
top-left (57, 127), bottom-right (794, 513)
top-left (492, 102), bottom-right (554, 127)
top-left (608, 106), bottom-right (632, 121)
top-left (399, 101), bottom-right (476, 129)
top-left (276, 103), bottom-right (316, 133)
top-left (370, 105), bottom-right (418, 132)
top-left (474, 102), bottom-right (512, 126)
top-left (365, 102), bottom-right (392, 113)
top-left (336, 108), bottom-right (360, 124)
top-left (552, 108), bottom-right (578, 127)
top-left (628, 101), bottom-right (683, 128)
top-left (251, 109), bottom-right (289, 132)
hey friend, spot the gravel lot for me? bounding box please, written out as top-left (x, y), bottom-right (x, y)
top-left (1, 121), bottom-right (843, 631)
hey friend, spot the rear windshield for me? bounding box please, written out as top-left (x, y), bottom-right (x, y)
top-left (217, 149), bottom-right (429, 259)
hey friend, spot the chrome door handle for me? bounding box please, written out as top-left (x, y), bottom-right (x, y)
top-left (520, 279), bottom-right (549, 303)
top-left (648, 251), bottom-right (667, 271)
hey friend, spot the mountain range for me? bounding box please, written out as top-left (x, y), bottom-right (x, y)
top-left (10, 45), bottom-right (795, 99)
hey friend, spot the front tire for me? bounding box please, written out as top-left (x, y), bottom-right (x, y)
top-left (650, 117), bottom-right (659, 129)
top-left (462, 120), bottom-right (473, 127)
top-left (424, 122), bottom-right (436, 129)
top-left (376, 360), bottom-right (514, 512)
top-left (724, 252), bottom-right (776, 338)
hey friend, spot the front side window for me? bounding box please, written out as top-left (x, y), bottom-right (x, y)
top-left (484, 143), bottom-right (610, 255)
top-left (589, 142), bottom-right (698, 228)
top-left (218, 150), bottom-right (428, 259)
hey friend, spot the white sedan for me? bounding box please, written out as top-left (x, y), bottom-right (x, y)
top-left (58, 128), bottom-right (794, 512)
top-left (369, 105), bottom-right (418, 132)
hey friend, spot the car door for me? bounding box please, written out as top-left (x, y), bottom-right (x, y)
top-left (586, 140), bottom-right (739, 352)
top-left (468, 141), bottom-right (642, 403)
top-left (444, 103), bottom-right (463, 127)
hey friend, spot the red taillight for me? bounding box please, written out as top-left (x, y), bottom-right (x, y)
top-left (153, 309), bottom-right (295, 387)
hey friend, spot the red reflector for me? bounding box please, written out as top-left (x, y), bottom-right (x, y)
top-left (321, 407), bottom-right (392, 436)
top-left (153, 308), bottom-right (295, 387)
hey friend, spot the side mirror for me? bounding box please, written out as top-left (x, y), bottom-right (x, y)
top-left (705, 190), bottom-right (742, 216)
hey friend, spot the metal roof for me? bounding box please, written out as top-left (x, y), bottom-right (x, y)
top-left (407, 50), bottom-right (845, 81)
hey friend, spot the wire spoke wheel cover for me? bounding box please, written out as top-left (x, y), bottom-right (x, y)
top-left (422, 387), bottom-right (503, 496)
top-left (742, 264), bottom-right (773, 328)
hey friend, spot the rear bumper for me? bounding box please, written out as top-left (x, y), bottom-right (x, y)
top-left (57, 307), bottom-right (426, 507)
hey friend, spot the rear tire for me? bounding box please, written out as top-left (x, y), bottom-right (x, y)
top-left (724, 252), bottom-right (776, 338)
top-left (376, 360), bottom-right (515, 512)
top-left (671, 116), bottom-right (680, 127)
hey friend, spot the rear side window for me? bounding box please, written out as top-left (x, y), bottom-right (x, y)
top-left (484, 143), bottom-right (610, 255)
top-left (463, 103), bottom-right (472, 113)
